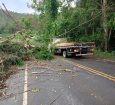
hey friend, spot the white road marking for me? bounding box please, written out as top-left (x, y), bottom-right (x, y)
top-left (23, 64), bottom-right (28, 105)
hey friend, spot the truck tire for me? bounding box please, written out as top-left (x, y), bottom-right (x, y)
top-left (63, 51), bottom-right (68, 58)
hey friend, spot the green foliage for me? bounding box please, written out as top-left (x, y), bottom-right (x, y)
top-left (0, 9), bottom-right (33, 34)
top-left (108, 13), bottom-right (115, 29)
top-left (21, 17), bottom-right (32, 29)
top-left (30, 0), bottom-right (59, 40)
top-left (94, 50), bottom-right (115, 60)
top-left (0, 42), bottom-right (26, 58)
top-left (2, 56), bottom-right (24, 71)
top-left (31, 0), bottom-right (59, 20)
top-left (30, 0), bottom-right (115, 51)
top-left (32, 41), bottom-right (54, 60)
top-left (0, 42), bottom-right (27, 71)
top-left (47, 0), bottom-right (59, 20)
top-left (78, 33), bottom-right (103, 46)
top-left (34, 50), bottom-right (53, 60)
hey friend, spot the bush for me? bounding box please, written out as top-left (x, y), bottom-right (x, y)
top-left (0, 42), bottom-right (26, 58)
top-left (2, 56), bottom-right (24, 71)
top-left (0, 42), bottom-right (26, 72)
top-left (34, 50), bottom-right (54, 60)
top-left (94, 50), bottom-right (115, 60)
top-left (111, 51), bottom-right (115, 56)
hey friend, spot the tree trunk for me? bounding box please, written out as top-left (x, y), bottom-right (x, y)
top-left (92, 28), bottom-right (94, 35)
top-left (102, 0), bottom-right (108, 52)
top-left (85, 28), bottom-right (87, 35)
top-left (108, 28), bottom-right (112, 40)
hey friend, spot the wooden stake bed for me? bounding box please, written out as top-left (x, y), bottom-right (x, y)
top-left (55, 42), bottom-right (95, 48)
top-left (55, 42), bottom-right (76, 47)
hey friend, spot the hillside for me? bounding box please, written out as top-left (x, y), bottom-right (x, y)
top-left (0, 9), bottom-right (30, 36)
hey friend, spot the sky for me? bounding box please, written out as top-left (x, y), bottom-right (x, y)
top-left (0, 0), bottom-right (77, 14)
top-left (0, 0), bottom-right (35, 14)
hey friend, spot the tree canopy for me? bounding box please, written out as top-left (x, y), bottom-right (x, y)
top-left (30, 0), bottom-right (115, 51)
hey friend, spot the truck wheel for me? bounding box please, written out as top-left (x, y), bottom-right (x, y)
top-left (63, 51), bottom-right (68, 58)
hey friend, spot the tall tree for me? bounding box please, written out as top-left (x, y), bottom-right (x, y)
top-left (102, 0), bottom-right (108, 51)
top-left (31, 0), bottom-right (59, 20)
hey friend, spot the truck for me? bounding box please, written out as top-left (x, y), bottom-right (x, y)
top-left (49, 38), bottom-right (95, 58)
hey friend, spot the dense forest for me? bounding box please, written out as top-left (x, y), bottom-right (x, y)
top-left (29, 0), bottom-right (115, 51)
top-left (0, 9), bottom-right (31, 35)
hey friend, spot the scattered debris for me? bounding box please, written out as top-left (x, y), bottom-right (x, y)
top-left (31, 88), bottom-right (40, 93)
top-left (91, 93), bottom-right (97, 98)
top-left (18, 67), bottom-right (25, 70)
top-left (36, 76), bottom-right (38, 79)
top-left (12, 96), bottom-right (17, 103)
top-left (72, 74), bottom-right (78, 77)
top-left (58, 73), bottom-right (62, 75)
top-left (63, 69), bottom-right (72, 72)
top-left (91, 93), bottom-right (94, 96)
top-left (0, 82), bottom-right (6, 89)
top-left (51, 89), bottom-right (57, 93)
top-left (0, 90), bottom-right (31, 101)
top-left (57, 64), bottom-right (62, 66)
top-left (32, 72), bottom-right (39, 74)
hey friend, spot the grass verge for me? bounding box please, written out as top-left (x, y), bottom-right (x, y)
top-left (94, 50), bottom-right (115, 60)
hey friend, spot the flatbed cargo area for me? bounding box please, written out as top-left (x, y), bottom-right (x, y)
top-left (49, 38), bottom-right (95, 58)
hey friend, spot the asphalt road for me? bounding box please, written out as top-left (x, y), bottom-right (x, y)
top-left (0, 56), bottom-right (115, 105)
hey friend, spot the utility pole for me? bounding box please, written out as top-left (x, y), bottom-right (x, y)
top-left (102, 0), bottom-right (108, 52)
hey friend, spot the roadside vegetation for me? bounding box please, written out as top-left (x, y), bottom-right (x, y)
top-left (94, 50), bottom-right (115, 60)
top-left (33, 50), bottom-right (53, 60)
top-left (0, 41), bottom-right (25, 86)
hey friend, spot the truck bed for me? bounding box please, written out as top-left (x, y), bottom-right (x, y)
top-left (55, 42), bottom-right (76, 47)
top-left (55, 42), bottom-right (95, 48)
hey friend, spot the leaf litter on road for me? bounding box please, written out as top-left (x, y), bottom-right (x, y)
top-left (31, 88), bottom-right (40, 93)
top-left (63, 69), bottom-right (72, 72)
